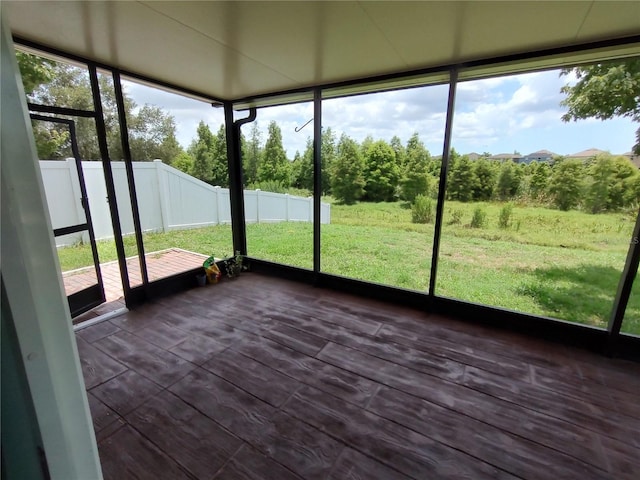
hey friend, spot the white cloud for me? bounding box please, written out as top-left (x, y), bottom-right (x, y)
top-left (124, 79), bottom-right (226, 148)
top-left (451, 70), bottom-right (576, 152)
top-left (123, 68), bottom-right (636, 159)
top-left (320, 84), bottom-right (450, 155)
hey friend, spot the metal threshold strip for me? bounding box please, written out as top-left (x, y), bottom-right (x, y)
top-left (72, 307), bottom-right (128, 332)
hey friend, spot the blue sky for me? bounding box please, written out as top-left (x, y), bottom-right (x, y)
top-left (125, 68), bottom-right (638, 159)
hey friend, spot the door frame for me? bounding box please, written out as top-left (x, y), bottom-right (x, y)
top-left (30, 113), bottom-right (106, 317)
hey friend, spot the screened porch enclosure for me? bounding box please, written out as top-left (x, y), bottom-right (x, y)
top-left (3, 2), bottom-right (640, 480)
top-left (20, 40), bottom-right (640, 351)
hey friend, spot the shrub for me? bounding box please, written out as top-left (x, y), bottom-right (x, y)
top-left (248, 180), bottom-right (287, 193)
top-left (363, 140), bottom-right (400, 202)
top-left (286, 188), bottom-right (312, 198)
top-left (332, 134), bottom-right (365, 204)
top-left (447, 155), bottom-right (476, 202)
top-left (400, 173), bottom-right (434, 203)
top-left (496, 161), bottom-right (521, 200)
top-left (548, 159), bottom-right (584, 211)
top-left (411, 195), bottom-right (434, 224)
top-left (472, 158), bottom-right (497, 201)
top-left (449, 208), bottom-right (463, 225)
top-left (498, 203), bottom-right (514, 229)
top-left (469, 207), bottom-right (487, 228)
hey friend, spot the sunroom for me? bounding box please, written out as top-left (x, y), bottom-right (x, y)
top-left (2, 2), bottom-right (640, 479)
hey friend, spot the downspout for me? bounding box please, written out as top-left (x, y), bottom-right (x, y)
top-left (224, 104), bottom-right (257, 256)
top-left (313, 89), bottom-right (322, 280)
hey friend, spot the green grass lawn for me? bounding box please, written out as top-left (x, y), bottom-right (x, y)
top-left (57, 199), bottom-right (640, 335)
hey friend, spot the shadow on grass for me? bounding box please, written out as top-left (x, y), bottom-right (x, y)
top-left (517, 264), bottom-right (626, 327)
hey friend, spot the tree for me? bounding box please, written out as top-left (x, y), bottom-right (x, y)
top-left (296, 138), bottom-right (314, 191)
top-left (190, 121), bottom-right (215, 183)
top-left (425, 157), bottom-right (441, 177)
top-left (360, 135), bottom-right (375, 157)
top-left (18, 51), bottom-right (182, 162)
top-left (20, 56), bottom-right (97, 159)
top-left (472, 158), bottom-right (497, 201)
top-left (171, 151), bottom-right (195, 175)
top-left (585, 154), bottom-right (639, 212)
top-left (628, 175), bottom-right (640, 208)
top-left (321, 127), bottom-right (337, 195)
top-left (16, 51), bottom-right (54, 95)
top-left (242, 122), bottom-right (262, 185)
top-left (258, 121), bottom-right (290, 185)
top-left (390, 136), bottom-right (407, 168)
top-left (529, 161), bottom-right (551, 200)
top-left (30, 121), bottom-right (69, 159)
top-left (610, 155), bottom-right (640, 209)
top-left (548, 159), bottom-right (585, 211)
top-left (585, 155), bottom-right (614, 213)
top-left (331, 134), bottom-right (365, 204)
top-left (290, 128), bottom-right (339, 193)
top-left (289, 151), bottom-right (304, 189)
top-left (363, 140), bottom-right (400, 202)
top-left (561, 59), bottom-right (640, 154)
top-left (399, 132), bottom-right (432, 202)
top-left (208, 124), bottom-right (228, 187)
top-left (446, 152), bottom-right (476, 202)
top-left (128, 105), bottom-right (182, 163)
top-left (496, 161), bottom-right (521, 200)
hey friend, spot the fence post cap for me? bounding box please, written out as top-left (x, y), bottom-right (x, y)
top-left (153, 159), bottom-right (163, 163)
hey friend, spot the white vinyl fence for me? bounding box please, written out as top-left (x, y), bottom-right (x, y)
top-left (40, 159), bottom-right (330, 247)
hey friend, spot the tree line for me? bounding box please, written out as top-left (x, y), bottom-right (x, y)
top-left (19, 52), bottom-right (183, 163)
top-left (446, 152), bottom-right (639, 213)
top-left (178, 119), bottom-right (440, 205)
top-left (180, 118), bottom-right (640, 214)
top-left (173, 56), bottom-right (640, 211)
top-left (19, 51), bottom-right (639, 214)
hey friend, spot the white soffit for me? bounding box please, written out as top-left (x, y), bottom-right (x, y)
top-left (5, 1), bottom-right (640, 101)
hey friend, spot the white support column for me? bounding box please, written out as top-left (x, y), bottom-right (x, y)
top-left (154, 159), bottom-right (171, 232)
top-left (256, 189), bottom-right (261, 224)
top-left (0, 18), bottom-right (103, 480)
top-left (214, 186), bottom-right (221, 225)
top-left (285, 193), bottom-right (290, 221)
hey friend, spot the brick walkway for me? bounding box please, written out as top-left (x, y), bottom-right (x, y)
top-left (62, 248), bottom-right (209, 302)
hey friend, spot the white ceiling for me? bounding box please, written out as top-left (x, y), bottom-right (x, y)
top-left (5, 1), bottom-right (640, 101)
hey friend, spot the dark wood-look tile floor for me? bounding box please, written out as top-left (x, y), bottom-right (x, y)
top-left (76, 273), bottom-right (640, 480)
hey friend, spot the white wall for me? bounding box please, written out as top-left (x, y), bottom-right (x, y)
top-left (244, 190), bottom-right (330, 224)
top-left (40, 159), bottom-right (330, 246)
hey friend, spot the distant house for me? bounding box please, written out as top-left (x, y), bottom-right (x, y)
top-left (520, 149), bottom-right (556, 164)
top-left (565, 148), bottom-right (608, 160)
top-left (488, 153), bottom-right (522, 163)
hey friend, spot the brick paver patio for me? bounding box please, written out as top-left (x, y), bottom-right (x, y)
top-left (62, 248), bottom-right (209, 303)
